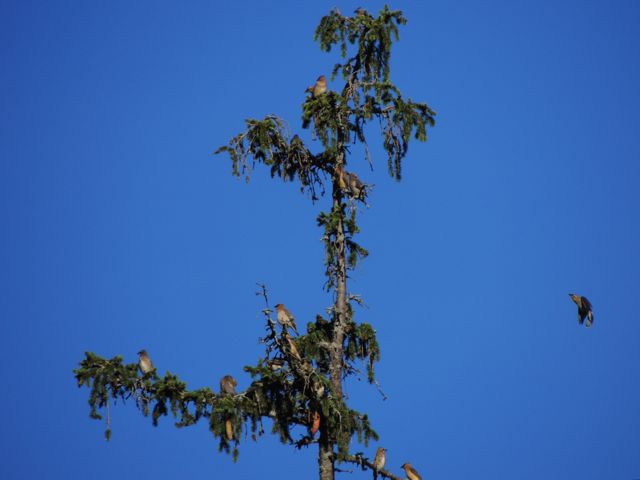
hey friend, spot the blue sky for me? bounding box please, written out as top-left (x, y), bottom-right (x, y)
top-left (2, 1), bottom-right (640, 479)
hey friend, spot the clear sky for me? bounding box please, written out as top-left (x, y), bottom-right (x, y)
top-left (2, 1), bottom-right (640, 479)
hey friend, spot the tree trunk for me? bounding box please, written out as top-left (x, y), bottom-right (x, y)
top-left (330, 192), bottom-right (347, 398)
top-left (319, 429), bottom-right (335, 480)
top-left (319, 155), bottom-right (348, 480)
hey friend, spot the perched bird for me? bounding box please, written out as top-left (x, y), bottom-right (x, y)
top-left (284, 333), bottom-right (302, 361)
top-left (373, 447), bottom-right (387, 478)
top-left (346, 171), bottom-right (365, 199)
top-left (569, 293), bottom-right (594, 327)
top-left (336, 164), bottom-right (349, 190)
top-left (335, 165), bottom-right (366, 200)
top-left (401, 463), bottom-right (422, 480)
top-left (306, 75), bottom-right (327, 97)
top-left (220, 374), bottom-right (238, 395)
top-left (138, 349), bottom-right (155, 375)
top-left (275, 303), bottom-right (299, 335)
top-left (354, 7), bottom-right (368, 17)
top-left (268, 357), bottom-right (285, 371)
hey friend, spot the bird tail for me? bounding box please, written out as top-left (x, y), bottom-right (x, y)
top-left (586, 312), bottom-right (594, 327)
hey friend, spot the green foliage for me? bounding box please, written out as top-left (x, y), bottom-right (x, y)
top-left (315, 5), bottom-right (405, 82)
top-left (317, 204), bottom-right (369, 291)
top-left (75, 300), bottom-right (381, 457)
top-left (314, 5), bottom-right (436, 179)
top-left (75, 6), bottom-right (434, 476)
top-left (214, 115), bottom-right (331, 202)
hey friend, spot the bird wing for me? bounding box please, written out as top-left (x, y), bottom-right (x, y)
top-left (283, 306), bottom-right (295, 320)
top-left (581, 296), bottom-right (592, 311)
top-left (407, 465), bottom-right (422, 480)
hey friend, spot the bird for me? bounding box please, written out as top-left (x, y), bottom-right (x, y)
top-left (354, 7), bottom-right (367, 17)
top-left (137, 349), bottom-right (155, 375)
top-left (306, 75), bottom-right (327, 97)
top-left (220, 374), bottom-right (238, 395)
top-left (275, 303), bottom-right (299, 335)
top-left (268, 357), bottom-right (285, 371)
top-left (335, 165), bottom-right (366, 200)
top-left (346, 171), bottom-right (365, 199)
top-left (401, 463), bottom-right (422, 480)
top-left (284, 333), bottom-right (302, 361)
top-left (336, 164), bottom-right (349, 190)
top-left (569, 293), bottom-right (594, 327)
top-left (373, 447), bottom-right (386, 479)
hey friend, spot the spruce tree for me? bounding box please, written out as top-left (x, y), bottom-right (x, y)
top-left (74, 6), bottom-right (435, 480)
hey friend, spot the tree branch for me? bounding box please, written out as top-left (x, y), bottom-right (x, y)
top-left (342, 454), bottom-right (404, 480)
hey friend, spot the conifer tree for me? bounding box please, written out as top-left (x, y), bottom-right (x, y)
top-left (74, 6), bottom-right (435, 480)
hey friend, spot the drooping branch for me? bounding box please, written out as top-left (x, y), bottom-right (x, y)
top-left (75, 285), bottom-right (379, 462)
top-left (215, 115), bottom-right (332, 202)
top-left (313, 6), bottom-right (436, 179)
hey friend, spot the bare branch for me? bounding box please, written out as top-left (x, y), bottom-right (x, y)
top-left (342, 454), bottom-right (404, 480)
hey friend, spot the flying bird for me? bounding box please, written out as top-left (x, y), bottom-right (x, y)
top-left (220, 374), bottom-right (238, 395)
top-left (138, 349), bottom-right (155, 375)
top-left (401, 463), bottom-right (422, 480)
top-left (569, 293), bottom-right (594, 327)
top-left (275, 303), bottom-right (299, 335)
top-left (306, 75), bottom-right (327, 97)
top-left (373, 447), bottom-right (386, 479)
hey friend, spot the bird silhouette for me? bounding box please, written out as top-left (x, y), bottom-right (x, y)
top-left (569, 293), bottom-right (594, 327)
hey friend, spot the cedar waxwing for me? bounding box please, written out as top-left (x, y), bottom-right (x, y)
top-left (268, 357), bottom-right (285, 371)
top-left (306, 75), bottom-right (327, 97)
top-left (138, 349), bottom-right (155, 375)
top-left (373, 447), bottom-right (387, 478)
top-left (346, 171), bottom-right (365, 199)
top-left (569, 293), bottom-right (594, 327)
top-left (275, 303), bottom-right (299, 335)
top-left (220, 374), bottom-right (238, 395)
top-left (401, 463), bottom-right (422, 480)
top-left (284, 333), bottom-right (302, 361)
top-left (310, 411), bottom-right (321, 436)
top-left (354, 7), bottom-right (367, 16)
top-left (336, 164), bottom-right (348, 190)
top-left (335, 165), bottom-right (366, 200)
